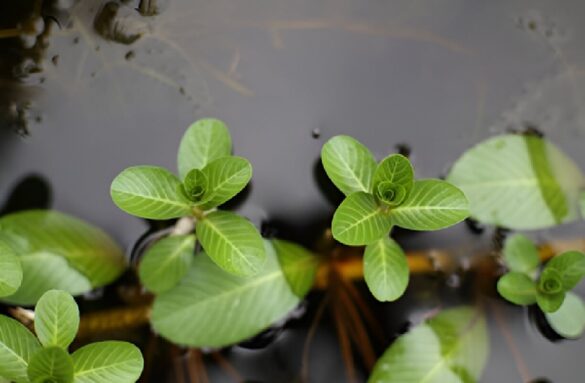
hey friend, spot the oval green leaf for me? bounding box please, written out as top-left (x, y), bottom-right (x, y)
top-left (544, 251), bottom-right (585, 291)
top-left (2, 253), bottom-right (91, 306)
top-left (363, 237), bottom-right (409, 302)
top-left (182, 168), bottom-right (208, 202)
top-left (321, 135), bottom-right (377, 196)
top-left (72, 341), bottom-right (144, 383)
top-left (196, 211), bottom-right (265, 276)
top-left (447, 134), bottom-right (584, 230)
top-left (0, 238), bottom-right (23, 297)
top-left (111, 166), bottom-right (193, 220)
top-left (0, 210), bottom-right (125, 289)
top-left (502, 234), bottom-right (539, 274)
top-left (536, 290), bottom-right (565, 313)
top-left (332, 192), bottom-right (392, 246)
top-left (28, 347), bottom-right (74, 383)
top-left (35, 290), bottom-right (80, 349)
top-left (138, 234), bottom-right (195, 294)
top-left (272, 239), bottom-right (318, 298)
top-left (545, 292), bottom-right (585, 339)
top-left (497, 272), bottom-right (537, 305)
top-left (200, 156), bottom-right (252, 209)
top-left (388, 179), bottom-right (469, 231)
top-left (152, 242), bottom-right (301, 347)
top-left (0, 315), bottom-right (42, 383)
top-left (177, 118), bottom-right (232, 179)
top-left (369, 307), bottom-right (488, 383)
top-left (372, 154), bottom-right (414, 196)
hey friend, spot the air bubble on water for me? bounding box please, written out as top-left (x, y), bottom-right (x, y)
top-left (311, 128), bottom-right (321, 139)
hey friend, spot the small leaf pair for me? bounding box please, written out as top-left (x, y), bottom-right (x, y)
top-left (321, 135), bottom-right (469, 302)
top-left (497, 234), bottom-right (585, 338)
top-left (0, 290), bottom-right (144, 383)
top-left (111, 119), bottom-right (265, 280)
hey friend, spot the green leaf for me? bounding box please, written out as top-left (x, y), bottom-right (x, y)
top-left (200, 156), bottom-right (252, 209)
top-left (152, 242), bottom-right (301, 347)
top-left (34, 290), bottom-right (80, 349)
top-left (363, 237), bottom-right (409, 302)
top-left (545, 292), bottom-right (585, 339)
top-left (497, 272), bottom-right (537, 305)
top-left (502, 234), bottom-right (539, 274)
top-left (536, 290), bottom-right (565, 313)
top-left (544, 251), bottom-right (585, 291)
top-left (111, 166), bottom-right (193, 220)
top-left (182, 169), bottom-right (208, 202)
top-left (373, 154), bottom-right (414, 196)
top-left (196, 211), bottom-right (265, 276)
top-left (388, 180), bottom-right (469, 231)
top-left (369, 307), bottom-right (488, 383)
top-left (0, 315), bottom-right (42, 383)
top-left (28, 347), bottom-right (74, 383)
top-left (2, 253), bottom-right (92, 306)
top-left (447, 134), bottom-right (585, 230)
top-left (538, 267), bottom-right (564, 295)
top-left (71, 341), bottom-right (143, 383)
top-left (272, 239), bottom-right (318, 298)
top-left (0, 238), bottom-right (23, 297)
top-left (332, 192), bottom-right (392, 245)
top-left (138, 235), bottom-right (195, 294)
top-left (0, 210), bottom-right (125, 289)
top-left (177, 118), bottom-right (232, 179)
top-left (321, 135), bottom-right (377, 196)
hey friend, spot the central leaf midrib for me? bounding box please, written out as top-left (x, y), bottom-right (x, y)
top-left (112, 189), bottom-right (190, 209)
top-left (203, 218), bottom-right (254, 269)
top-left (338, 208), bottom-right (382, 235)
top-left (332, 146), bottom-right (370, 192)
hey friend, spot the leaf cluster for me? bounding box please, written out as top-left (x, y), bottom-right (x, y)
top-left (0, 290), bottom-right (143, 383)
top-left (497, 234), bottom-right (585, 338)
top-left (321, 135), bottom-right (469, 301)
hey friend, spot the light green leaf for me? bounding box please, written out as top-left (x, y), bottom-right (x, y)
top-left (447, 134), bottom-right (585, 230)
top-left (0, 210), bottom-right (125, 289)
top-left (152, 242), bottom-right (301, 347)
top-left (111, 166), bottom-right (193, 220)
top-left (363, 237), bottom-right (409, 302)
top-left (497, 272), bottom-right (537, 305)
top-left (28, 347), bottom-right (74, 383)
top-left (373, 154), bottom-right (414, 195)
top-left (0, 315), bottom-right (42, 383)
top-left (177, 118), bottom-right (232, 179)
top-left (138, 235), bottom-right (195, 294)
top-left (272, 239), bottom-right (318, 298)
top-left (0, 238), bottom-right (23, 297)
top-left (502, 234), bottom-right (539, 274)
top-left (545, 292), bottom-right (585, 339)
top-left (369, 307), bottom-right (488, 383)
top-left (200, 156), bottom-right (252, 209)
top-left (388, 180), bottom-right (469, 231)
top-left (182, 169), bottom-right (208, 203)
top-left (538, 267), bottom-right (564, 295)
top-left (536, 290), bottom-right (565, 313)
top-left (196, 211), bottom-right (265, 276)
top-left (2, 253), bottom-right (91, 306)
top-left (321, 135), bottom-right (377, 196)
top-left (332, 192), bottom-right (392, 245)
top-left (72, 341), bottom-right (143, 383)
top-left (34, 290), bottom-right (80, 349)
top-left (544, 251), bottom-right (585, 291)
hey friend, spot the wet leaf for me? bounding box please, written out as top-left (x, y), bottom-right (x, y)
top-left (544, 251), bottom-right (585, 291)
top-left (387, 180), bottom-right (469, 231)
top-left (34, 290), bottom-right (80, 349)
top-left (502, 234), bottom-right (539, 274)
top-left (545, 292), bottom-right (585, 339)
top-left (196, 211), bottom-right (265, 276)
top-left (369, 307), bottom-right (488, 383)
top-left (71, 341), bottom-right (143, 383)
top-left (363, 237), bottom-right (409, 302)
top-left (177, 119), bottom-right (232, 179)
top-left (0, 315), bottom-right (42, 383)
top-left (497, 272), bottom-right (537, 305)
top-left (138, 234), bottom-right (195, 294)
top-left (447, 135), bottom-right (584, 230)
top-left (152, 242), bottom-right (300, 347)
top-left (111, 166), bottom-right (193, 219)
top-left (321, 135), bottom-right (377, 196)
top-left (0, 237), bottom-right (23, 297)
top-left (27, 347), bottom-right (74, 383)
top-left (200, 156), bottom-right (252, 209)
top-left (272, 239), bottom-right (318, 298)
top-left (332, 192), bottom-right (392, 245)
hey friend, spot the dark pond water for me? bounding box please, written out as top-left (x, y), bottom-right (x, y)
top-left (2, 0), bottom-right (585, 381)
